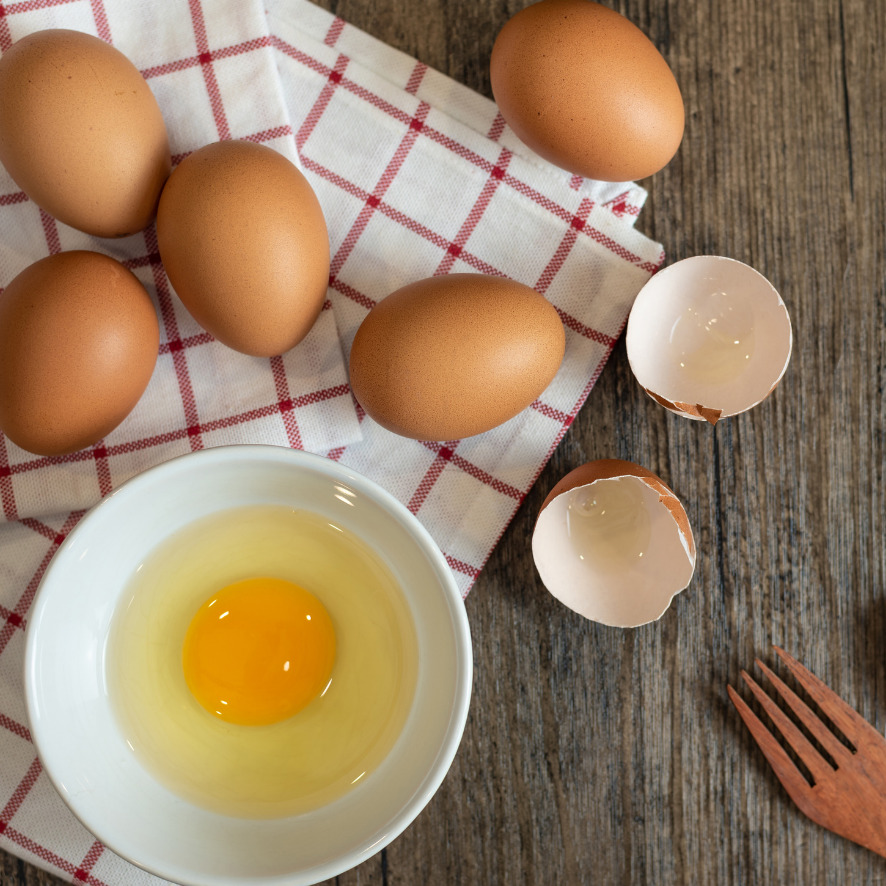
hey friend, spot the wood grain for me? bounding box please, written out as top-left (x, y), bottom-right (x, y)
top-left (3, 0), bottom-right (885, 884)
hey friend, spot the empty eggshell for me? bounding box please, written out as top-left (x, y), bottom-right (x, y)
top-left (625, 256), bottom-right (792, 424)
top-left (533, 459), bottom-right (695, 627)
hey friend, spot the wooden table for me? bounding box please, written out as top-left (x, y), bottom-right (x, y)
top-left (3, 1), bottom-right (885, 884)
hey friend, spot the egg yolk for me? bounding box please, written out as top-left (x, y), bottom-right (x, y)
top-left (182, 578), bottom-right (335, 726)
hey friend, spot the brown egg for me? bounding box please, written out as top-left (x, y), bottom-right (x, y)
top-left (0, 251), bottom-right (159, 457)
top-left (490, 0), bottom-right (684, 182)
top-left (532, 459), bottom-right (696, 626)
top-left (0, 29), bottom-right (171, 238)
top-left (156, 141), bottom-right (330, 358)
top-left (538, 459), bottom-right (694, 548)
top-left (349, 274), bottom-right (565, 440)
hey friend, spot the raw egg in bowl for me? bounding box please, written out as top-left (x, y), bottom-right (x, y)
top-left (24, 446), bottom-right (472, 886)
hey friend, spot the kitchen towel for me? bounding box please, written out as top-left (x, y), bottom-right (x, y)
top-left (0, 0), bottom-right (362, 523)
top-left (0, 0), bottom-right (663, 882)
top-left (268, 0), bottom-right (663, 597)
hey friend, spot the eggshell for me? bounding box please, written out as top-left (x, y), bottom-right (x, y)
top-left (156, 141), bottom-right (330, 358)
top-left (490, 0), bottom-right (684, 182)
top-left (0, 29), bottom-right (171, 238)
top-left (533, 459), bottom-right (695, 627)
top-left (349, 274), bottom-right (565, 440)
top-left (625, 256), bottom-right (792, 423)
top-left (0, 251), bottom-right (160, 456)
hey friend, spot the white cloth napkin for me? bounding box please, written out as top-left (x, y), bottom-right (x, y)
top-left (0, 0), bottom-right (663, 881)
top-left (269, 0), bottom-right (662, 596)
top-left (0, 0), bottom-right (361, 523)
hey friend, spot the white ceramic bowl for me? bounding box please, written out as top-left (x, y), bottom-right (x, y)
top-left (24, 445), bottom-right (472, 886)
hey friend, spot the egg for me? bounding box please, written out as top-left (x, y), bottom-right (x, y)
top-left (349, 274), bottom-right (565, 440)
top-left (490, 0), bottom-right (684, 182)
top-left (532, 459), bottom-right (695, 627)
top-left (109, 505), bottom-right (418, 819)
top-left (625, 256), bottom-right (793, 424)
top-left (156, 141), bottom-right (330, 358)
top-left (0, 251), bottom-right (159, 457)
top-left (0, 29), bottom-right (171, 238)
top-left (182, 577), bottom-right (336, 727)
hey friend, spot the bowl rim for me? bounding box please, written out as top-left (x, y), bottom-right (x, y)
top-left (24, 444), bottom-right (473, 886)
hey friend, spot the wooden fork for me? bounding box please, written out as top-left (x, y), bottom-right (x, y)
top-left (728, 646), bottom-right (886, 858)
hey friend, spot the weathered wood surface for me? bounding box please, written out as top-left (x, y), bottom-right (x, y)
top-left (3, 0), bottom-right (885, 884)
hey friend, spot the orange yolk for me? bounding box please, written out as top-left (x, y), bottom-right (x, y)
top-left (182, 578), bottom-right (336, 726)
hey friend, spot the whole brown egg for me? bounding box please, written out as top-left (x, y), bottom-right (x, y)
top-left (349, 274), bottom-right (565, 441)
top-left (0, 30), bottom-right (171, 238)
top-left (0, 251), bottom-right (160, 457)
top-left (156, 141), bottom-right (330, 358)
top-left (490, 0), bottom-right (684, 182)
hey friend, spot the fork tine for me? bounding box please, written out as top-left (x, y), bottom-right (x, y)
top-left (756, 659), bottom-right (853, 766)
top-left (774, 647), bottom-right (875, 747)
top-left (728, 684), bottom-right (816, 809)
top-left (739, 670), bottom-right (832, 783)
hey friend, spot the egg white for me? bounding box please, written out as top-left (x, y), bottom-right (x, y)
top-left (108, 506), bottom-right (417, 819)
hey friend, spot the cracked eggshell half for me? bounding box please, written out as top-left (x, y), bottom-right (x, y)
top-left (532, 459), bottom-right (695, 627)
top-left (625, 256), bottom-right (792, 424)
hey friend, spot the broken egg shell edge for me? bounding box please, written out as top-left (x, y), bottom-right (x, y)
top-left (532, 459), bottom-right (696, 627)
top-left (627, 256), bottom-right (793, 422)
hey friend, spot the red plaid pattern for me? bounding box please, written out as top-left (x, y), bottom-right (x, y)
top-left (284, 0), bottom-right (651, 227)
top-left (0, 0), bottom-right (664, 882)
top-left (0, 0), bottom-right (361, 524)
top-left (269, 0), bottom-right (663, 599)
